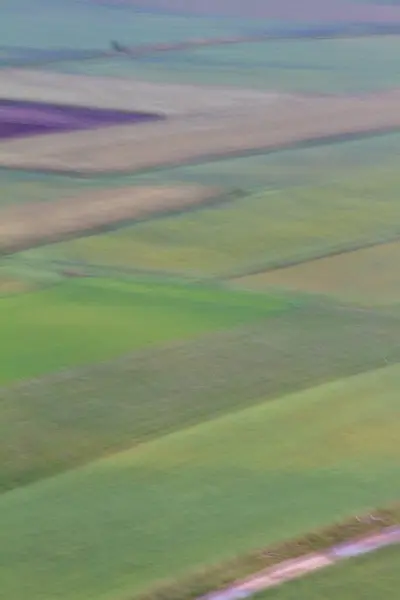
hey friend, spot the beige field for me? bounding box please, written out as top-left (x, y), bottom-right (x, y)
top-left (3, 69), bottom-right (285, 115)
top-left (3, 70), bottom-right (400, 173)
top-left (0, 184), bottom-right (222, 253)
top-left (234, 241), bottom-right (400, 306)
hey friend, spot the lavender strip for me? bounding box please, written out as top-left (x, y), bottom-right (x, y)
top-left (0, 99), bottom-right (164, 140)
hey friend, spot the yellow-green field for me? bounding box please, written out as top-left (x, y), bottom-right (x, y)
top-left (15, 165), bottom-right (400, 278)
top-left (235, 240), bottom-right (400, 306)
top-left (2, 9), bottom-right (400, 600)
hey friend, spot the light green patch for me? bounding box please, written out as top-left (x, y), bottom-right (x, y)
top-left (0, 277), bottom-right (285, 385)
top-left (0, 363), bottom-right (399, 600)
top-left (256, 545), bottom-right (400, 600)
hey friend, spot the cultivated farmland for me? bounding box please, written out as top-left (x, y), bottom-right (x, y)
top-left (2, 301), bottom-right (400, 491)
top-left (235, 240), bottom-right (400, 307)
top-left (1, 363), bottom-right (399, 600)
top-left (4, 131), bottom-right (400, 210)
top-left (1, 3), bottom-right (400, 600)
top-left (4, 89), bottom-right (400, 173)
top-left (58, 37), bottom-right (400, 94)
top-left (0, 277), bottom-right (285, 386)
top-left (0, 184), bottom-right (224, 253)
top-left (23, 165), bottom-right (400, 278)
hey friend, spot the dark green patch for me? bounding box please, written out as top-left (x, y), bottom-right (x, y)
top-left (1, 303), bottom-right (400, 491)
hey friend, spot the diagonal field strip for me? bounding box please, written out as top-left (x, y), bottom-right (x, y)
top-left (2, 89), bottom-right (400, 173)
top-left (1, 361), bottom-right (399, 599)
top-left (200, 528), bottom-right (400, 600)
top-left (0, 184), bottom-right (227, 254)
top-left (1, 69), bottom-right (286, 114)
top-left (2, 301), bottom-right (400, 491)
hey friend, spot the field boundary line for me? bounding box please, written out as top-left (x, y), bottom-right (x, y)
top-left (199, 527), bottom-right (400, 600)
top-left (223, 233), bottom-right (400, 280)
top-left (136, 507), bottom-right (400, 600)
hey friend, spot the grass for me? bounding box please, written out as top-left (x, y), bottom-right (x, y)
top-left (0, 276), bottom-right (284, 385)
top-left (23, 165), bottom-right (400, 278)
top-left (1, 363), bottom-right (399, 600)
top-left (2, 301), bottom-right (400, 491)
top-left (235, 240), bottom-right (400, 306)
top-left (256, 545), bottom-right (400, 600)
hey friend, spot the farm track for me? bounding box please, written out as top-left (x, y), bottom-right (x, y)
top-left (200, 527), bottom-right (400, 600)
top-left (2, 82), bottom-right (400, 173)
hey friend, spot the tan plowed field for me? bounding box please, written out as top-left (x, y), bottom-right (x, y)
top-left (2, 88), bottom-right (400, 173)
top-left (235, 241), bottom-right (400, 306)
top-left (0, 184), bottom-right (222, 253)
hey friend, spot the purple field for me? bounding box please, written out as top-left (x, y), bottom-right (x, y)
top-left (0, 99), bottom-right (164, 140)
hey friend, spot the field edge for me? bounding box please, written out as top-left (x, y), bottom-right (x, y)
top-left (136, 505), bottom-right (400, 600)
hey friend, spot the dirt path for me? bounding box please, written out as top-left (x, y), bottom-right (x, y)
top-left (200, 527), bottom-right (400, 600)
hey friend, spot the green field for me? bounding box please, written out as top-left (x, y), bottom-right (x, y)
top-left (1, 363), bottom-right (399, 600)
top-left (17, 165), bottom-right (400, 278)
top-left (256, 545), bottom-right (400, 599)
top-left (0, 277), bottom-right (285, 385)
top-left (3, 301), bottom-right (400, 491)
top-left (2, 7), bottom-right (400, 600)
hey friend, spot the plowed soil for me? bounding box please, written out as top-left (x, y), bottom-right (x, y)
top-left (2, 89), bottom-right (400, 174)
top-left (0, 184), bottom-right (222, 253)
